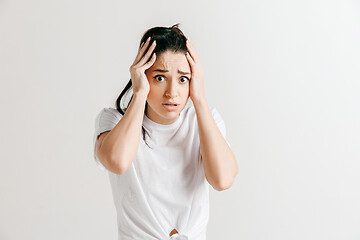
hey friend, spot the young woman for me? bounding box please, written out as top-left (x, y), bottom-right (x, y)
top-left (93, 24), bottom-right (238, 240)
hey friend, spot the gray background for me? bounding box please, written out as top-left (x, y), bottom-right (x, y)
top-left (1, 0), bottom-right (359, 239)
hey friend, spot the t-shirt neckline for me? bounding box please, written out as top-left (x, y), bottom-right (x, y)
top-left (143, 111), bottom-right (185, 130)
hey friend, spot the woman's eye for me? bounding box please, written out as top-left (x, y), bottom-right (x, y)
top-left (180, 77), bottom-right (190, 83)
top-left (154, 75), bottom-right (165, 82)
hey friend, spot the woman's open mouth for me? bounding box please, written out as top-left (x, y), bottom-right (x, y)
top-left (162, 103), bottom-right (179, 111)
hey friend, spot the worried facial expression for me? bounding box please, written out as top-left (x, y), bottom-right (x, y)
top-left (145, 50), bottom-right (191, 125)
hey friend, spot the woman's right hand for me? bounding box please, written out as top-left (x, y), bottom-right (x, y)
top-left (129, 37), bottom-right (157, 96)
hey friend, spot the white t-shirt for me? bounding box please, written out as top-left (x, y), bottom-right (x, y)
top-left (93, 101), bottom-right (230, 240)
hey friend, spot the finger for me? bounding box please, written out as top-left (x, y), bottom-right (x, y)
top-left (143, 52), bottom-right (156, 70)
top-left (134, 37), bottom-right (151, 64)
top-left (134, 37), bottom-right (151, 65)
top-left (186, 41), bottom-right (198, 61)
top-left (137, 40), bottom-right (157, 67)
top-left (186, 39), bottom-right (200, 62)
top-left (185, 51), bottom-right (195, 67)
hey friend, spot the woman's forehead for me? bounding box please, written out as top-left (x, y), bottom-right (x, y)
top-left (152, 51), bottom-right (190, 71)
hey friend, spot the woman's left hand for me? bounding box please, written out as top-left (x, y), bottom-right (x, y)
top-left (185, 38), bottom-right (206, 104)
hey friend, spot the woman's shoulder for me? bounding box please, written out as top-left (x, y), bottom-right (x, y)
top-left (98, 107), bottom-right (123, 118)
top-left (95, 107), bottom-right (123, 128)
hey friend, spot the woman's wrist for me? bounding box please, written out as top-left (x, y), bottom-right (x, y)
top-left (133, 91), bottom-right (148, 102)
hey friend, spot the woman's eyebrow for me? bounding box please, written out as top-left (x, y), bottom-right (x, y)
top-left (153, 69), bottom-right (190, 75)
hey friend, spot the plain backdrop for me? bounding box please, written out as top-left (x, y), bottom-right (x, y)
top-left (1, 0), bottom-right (359, 239)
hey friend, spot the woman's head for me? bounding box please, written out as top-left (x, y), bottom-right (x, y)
top-left (115, 23), bottom-right (189, 146)
top-left (142, 25), bottom-right (191, 125)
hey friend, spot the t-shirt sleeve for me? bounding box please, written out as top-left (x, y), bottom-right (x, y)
top-left (93, 107), bottom-right (123, 171)
top-left (210, 107), bottom-right (231, 147)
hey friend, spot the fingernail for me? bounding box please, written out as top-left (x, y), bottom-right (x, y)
top-left (147, 36), bottom-right (151, 41)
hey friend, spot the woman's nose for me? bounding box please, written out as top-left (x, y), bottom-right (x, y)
top-left (165, 81), bottom-right (178, 98)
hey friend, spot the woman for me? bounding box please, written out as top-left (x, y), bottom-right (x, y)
top-left (93, 24), bottom-right (238, 240)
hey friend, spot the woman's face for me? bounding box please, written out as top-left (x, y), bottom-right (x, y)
top-left (145, 50), bottom-right (191, 125)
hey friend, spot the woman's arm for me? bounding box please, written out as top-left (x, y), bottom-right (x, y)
top-left (194, 97), bottom-right (238, 191)
top-left (98, 37), bottom-right (157, 174)
top-left (185, 39), bottom-right (238, 191)
top-left (98, 92), bottom-right (147, 174)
